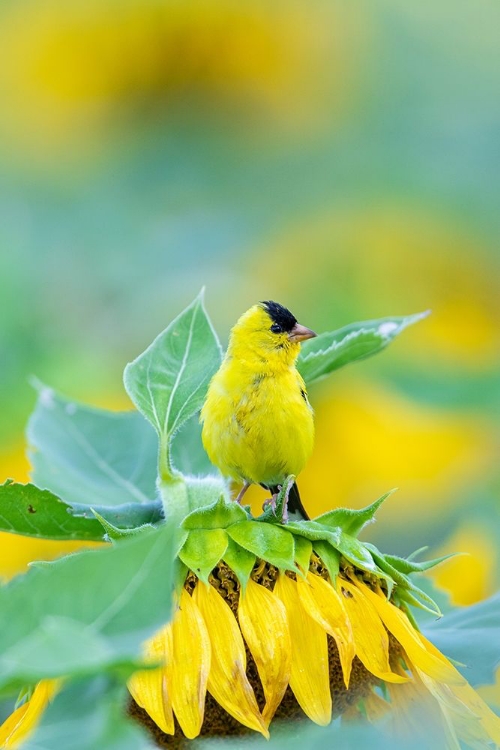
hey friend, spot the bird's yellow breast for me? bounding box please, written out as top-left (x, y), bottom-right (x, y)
top-left (201, 359), bottom-right (314, 487)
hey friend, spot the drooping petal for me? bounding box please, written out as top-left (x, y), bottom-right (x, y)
top-left (337, 578), bottom-right (407, 683)
top-left (274, 572), bottom-right (332, 726)
top-left (170, 588), bottom-right (211, 739)
top-left (193, 580), bottom-right (268, 737)
top-left (416, 669), bottom-right (500, 750)
top-left (238, 578), bottom-right (291, 726)
top-left (0, 680), bottom-right (59, 748)
top-left (128, 624), bottom-right (174, 735)
top-left (353, 581), bottom-right (461, 685)
top-left (387, 676), bottom-right (458, 749)
top-left (296, 572), bottom-right (355, 688)
top-left (420, 632), bottom-right (500, 745)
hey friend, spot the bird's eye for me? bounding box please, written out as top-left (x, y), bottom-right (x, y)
top-left (270, 323), bottom-right (283, 333)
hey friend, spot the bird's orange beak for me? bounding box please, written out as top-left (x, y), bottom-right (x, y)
top-left (288, 323), bottom-right (317, 342)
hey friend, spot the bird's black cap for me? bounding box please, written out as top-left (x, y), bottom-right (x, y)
top-left (260, 301), bottom-right (297, 332)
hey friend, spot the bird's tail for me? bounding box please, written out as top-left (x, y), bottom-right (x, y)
top-left (286, 482), bottom-right (310, 521)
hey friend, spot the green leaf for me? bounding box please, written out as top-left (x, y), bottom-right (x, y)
top-left (182, 495), bottom-right (248, 530)
top-left (315, 490), bottom-right (396, 537)
top-left (123, 291), bottom-right (222, 480)
top-left (171, 413), bottom-right (215, 476)
top-left (27, 383), bottom-right (158, 507)
top-left (366, 544), bottom-right (441, 616)
top-left (24, 676), bottom-right (156, 750)
top-left (226, 521), bottom-right (296, 572)
top-left (312, 541), bottom-right (340, 584)
top-left (0, 524), bottom-right (175, 691)
top-left (0, 481), bottom-right (164, 541)
top-left (297, 312), bottom-right (429, 386)
top-left (0, 481), bottom-right (104, 540)
top-left (178, 528), bottom-right (228, 583)
top-left (222, 538), bottom-right (256, 590)
top-left (423, 592), bottom-right (500, 686)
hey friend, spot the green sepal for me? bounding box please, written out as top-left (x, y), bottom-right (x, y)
top-left (91, 509), bottom-right (154, 541)
top-left (222, 538), bottom-right (256, 592)
top-left (286, 520), bottom-right (341, 546)
top-left (185, 475), bottom-right (231, 513)
top-left (383, 552), bottom-right (456, 575)
top-left (178, 528), bottom-right (228, 583)
top-left (182, 494), bottom-right (248, 530)
top-left (294, 536), bottom-right (313, 576)
top-left (15, 684), bottom-right (35, 709)
top-left (365, 544), bottom-right (442, 616)
top-left (398, 588), bottom-right (443, 618)
top-left (256, 475), bottom-right (295, 524)
top-left (336, 531), bottom-right (378, 574)
top-left (314, 490), bottom-right (396, 537)
top-left (312, 541), bottom-right (340, 584)
top-left (226, 521), bottom-right (296, 572)
top-left (173, 558), bottom-right (189, 596)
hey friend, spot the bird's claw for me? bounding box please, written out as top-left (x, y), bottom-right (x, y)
top-left (262, 487), bottom-right (289, 523)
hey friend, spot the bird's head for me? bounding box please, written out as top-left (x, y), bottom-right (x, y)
top-left (227, 301), bottom-right (316, 369)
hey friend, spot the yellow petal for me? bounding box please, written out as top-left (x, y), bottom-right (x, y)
top-left (414, 654), bottom-right (500, 748)
top-left (170, 588), bottom-right (211, 739)
top-left (238, 578), bottom-right (291, 726)
top-left (353, 581), bottom-right (461, 685)
top-left (296, 572), bottom-right (355, 688)
top-left (387, 677), bottom-right (457, 749)
top-left (419, 633), bottom-right (500, 742)
top-left (193, 581), bottom-right (268, 737)
top-left (338, 578), bottom-right (407, 683)
top-left (274, 572), bottom-right (332, 725)
top-left (0, 680), bottom-right (59, 748)
top-left (128, 624), bottom-right (174, 735)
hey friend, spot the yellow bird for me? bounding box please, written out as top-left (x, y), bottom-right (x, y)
top-left (201, 301), bottom-right (316, 520)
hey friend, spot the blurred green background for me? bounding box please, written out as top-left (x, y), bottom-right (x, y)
top-left (1, 0), bottom-right (499, 606)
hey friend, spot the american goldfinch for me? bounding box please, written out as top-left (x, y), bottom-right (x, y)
top-left (201, 301), bottom-right (316, 520)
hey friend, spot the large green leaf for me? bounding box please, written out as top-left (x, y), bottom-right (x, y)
top-left (171, 413), bottom-right (215, 476)
top-left (0, 524), bottom-right (174, 691)
top-left (24, 676), bottom-right (155, 750)
top-left (27, 384), bottom-right (158, 507)
top-left (423, 592), bottom-right (500, 686)
top-left (0, 481), bottom-right (163, 541)
top-left (0, 481), bottom-right (103, 540)
top-left (123, 291), bottom-right (222, 480)
top-left (297, 312), bottom-right (429, 386)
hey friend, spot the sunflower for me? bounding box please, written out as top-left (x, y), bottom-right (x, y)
top-left (3, 494), bottom-right (500, 749)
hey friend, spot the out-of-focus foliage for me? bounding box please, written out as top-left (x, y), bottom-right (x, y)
top-left (1, 0), bottom-right (499, 609)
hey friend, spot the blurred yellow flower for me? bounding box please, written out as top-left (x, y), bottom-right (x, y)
top-left (0, 0), bottom-right (361, 164)
top-left (430, 524), bottom-right (497, 606)
top-left (258, 205), bottom-right (500, 369)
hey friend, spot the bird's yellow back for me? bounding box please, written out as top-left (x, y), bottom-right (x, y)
top-left (201, 303), bottom-right (315, 487)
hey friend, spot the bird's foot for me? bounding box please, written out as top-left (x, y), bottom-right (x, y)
top-left (262, 479), bottom-right (293, 523)
top-left (235, 481), bottom-right (251, 505)
top-left (262, 493), bottom-right (278, 514)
